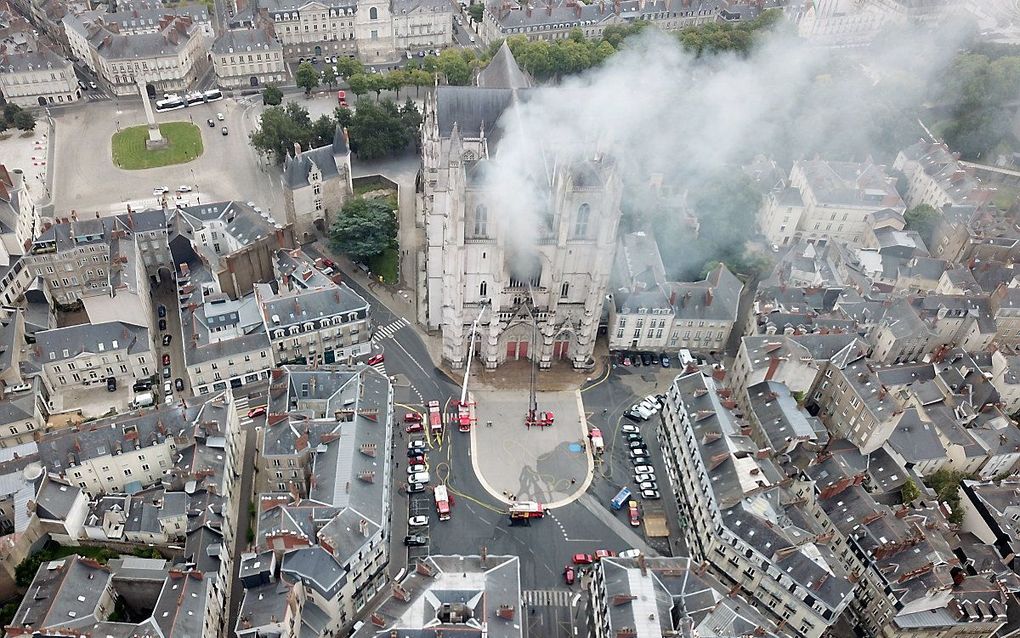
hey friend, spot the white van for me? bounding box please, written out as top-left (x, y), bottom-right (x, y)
top-left (410, 471), bottom-right (430, 484)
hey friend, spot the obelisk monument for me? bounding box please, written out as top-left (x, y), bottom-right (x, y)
top-left (137, 76), bottom-right (167, 149)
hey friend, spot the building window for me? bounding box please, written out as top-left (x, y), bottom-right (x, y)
top-left (369, 6), bottom-right (377, 18)
top-left (574, 203), bottom-right (590, 237)
top-left (561, 281), bottom-right (569, 298)
top-left (479, 281), bottom-right (487, 297)
top-left (474, 204), bottom-right (488, 236)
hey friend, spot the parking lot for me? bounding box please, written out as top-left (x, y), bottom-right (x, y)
top-left (405, 494), bottom-right (433, 563)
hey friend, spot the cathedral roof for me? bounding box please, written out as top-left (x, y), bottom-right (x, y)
top-left (477, 41), bottom-right (531, 89)
top-left (436, 85), bottom-right (518, 139)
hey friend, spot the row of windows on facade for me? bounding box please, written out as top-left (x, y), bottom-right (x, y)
top-left (271, 314), bottom-right (363, 337)
top-left (57, 365), bottom-right (138, 385)
top-left (472, 203), bottom-right (591, 237)
top-left (2, 71), bottom-right (72, 84)
top-left (477, 280), bottom-right (571, 298)
top-left (221, 53), bottom-right (282, 63)
top-left (196, 371), bottom-right (266, 393)
top-left (497, 10), bottom-right (708, 36)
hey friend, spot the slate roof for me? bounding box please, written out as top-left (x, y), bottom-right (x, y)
top-left (477, 41), bottom-right (531, 89)
top-left (11, 555), bottom-right (113, 630)
top-left (211, 26), bottom-right (279, 54)
top-left (796, 159), bottom-right (904, 210)
top-left (282, 126), bottom-right (350, 190)
top-left (0, 48), bottom-right (72, 73)
top-left (669, 263), bottom-right (743, 322)
top-left (35, 474), bottom-right (83, 520)
top-left (32, 320), bottom-right (151, 365)
top-left (257, 250), bottom-right (368, 331)
top-left (435, 85), bottom-right (516, 139)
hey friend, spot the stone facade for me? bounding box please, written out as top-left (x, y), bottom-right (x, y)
top-left (0, 49), bottom-right (80, 107)
top-left (391, 0), bottom-right (453, 51)
top-left (281, 128), bottom-right (353, 242)
top-left (212, 27), bottom-right (287, 88)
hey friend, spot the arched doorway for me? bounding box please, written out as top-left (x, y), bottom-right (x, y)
top-left (37, 96), bottom-right (47, 106)
top-left (145, 83), bottom-right (156, 98)
top-left (314, 45), bottom-right (322, 55)
top-left (250, 76), bottom-right (259, 86)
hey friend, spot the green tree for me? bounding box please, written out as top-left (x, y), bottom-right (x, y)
top-left (347, 99), bottom-right (414, 159)
top-left (329, 197), bottom-right (396, 260)
top-left (335, 106), bottom-right (354, 128)
top-left (335, 56), bottom-right (364, 79)
top-left (310, 114), bottom-right (336, 148)
top-left (467, 3), bottom-right (484, 22)
top-left (295, 61), bottom-right (320, 95)
top-left (903, 204), bottom-right (942, 248)
top-left (438, 49), bottom-right (472, 85)
top-left (13, 110), bottom-right (36, 131)
top-left (410, 69), bottom-right (433, 96)
top-left (262, 83), bottom-right (283, 106)
top-left (367, 72), bottom-right (388, 100)
top-left (3, 103), bottom-right (22, 125)
top-left (401, 98), bottom-right (422, 136)
top-left (901, 478), bottom-right (921, 504)
top-left (249, 104), bottom-right (314, 164)
top-left (924, 469), bottom-right (969, 525)
top-left (347, 73), bottom-right (370, 100)
top-left (386, 69), bottom-right (409, 99)
top-left (321, 65), bottom-right (338, 88)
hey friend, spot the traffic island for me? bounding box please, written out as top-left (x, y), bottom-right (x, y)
top-left (111, 122), bottom-right (203, 170)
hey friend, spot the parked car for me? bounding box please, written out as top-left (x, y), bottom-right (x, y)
top-left (409, 471), bottom-right (430, 484)
top-left (216, 112), bottom-right (224, 121)
top-left (89, 80), bottom-right (97, 90)
top-left (563, 565), bottom-right (575, 585)
top-left (248, 406), bottom-right (267, 419)
top-left (407, 464), bottom-right (427, 474)
top-left (162, 334), bottom-right (172, 346)
top-left (405, 422), bottom-right (423, 433)
top-left (631, 455), bottom-right (650, 466)
top-left (634, 473), bottom-right (655, 483)
top-left (175, 378), bottom-right (184, 392)
top-left (629, 448), bottom-right (650, 458)
top-left (641, 489), bottom-right (661, 499)
top-left (624, 408), bottom-right (645, 422)
top-left (403, 534), bottom-right (428, 546)
top-left (628, 441), bottom-right (647, 450)
top-left (633, 464), bottom-right (654, 474)
top-left (177, 185), bottom-right (193, 192)
top-left (162, 353), bottom-right (171, 366)
top-left (158, 305), bottom-right (167, 318)
top-left (162, 366), bottom-right (171, 379)
top-left (106, 377), bottom-right (117, 392)
top-left (164, 382), bottom-right (173, 397)
top-left (621, 355), bottom-right (631, 366)
top-left (407, 447), bottom-right (427, 458)
top-left (409, 439), bottom-right (426, 449)
top-left (625, 434), bottom-right (643, 443)
top-left (408, 455), bottom-right (426, 465)
top-left (153, 186), bottom-right (169, 196)
top-left (572, 553), bottom-right (594, 565)
top-left (619, 549), bottom-right (641, 559)
top-left (631, 354), bottom-right (642, 367)
top-left (207, 119), bottom-right (215, 127)
top-left (594, 549), bottom-right (616, 559)
top-left (407, 482), bottom-right (426, 493)
top-left (367, 353), bottom-right (384, 365)
top-left (660, 354), bottom-right (671, 368)
top-left (158, 319), bottom-right (167, 331)
top-left (621, 424), bottom-right (639, 434)
top-left (638, 481), bottom-right (658, 491)
top-left (221, 126), bottom-right (229, 136)
top-left (628, 502), bottom-right (640, 526)
top-left (640, 352), bottom-right (653, 366)
top-left (404, 412), bottom-right (423, 423)
top-left (408, 516), bottom-right (428, 527)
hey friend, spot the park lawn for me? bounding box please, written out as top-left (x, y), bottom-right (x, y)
top-left (112, 122), bottom-right (203, 169)
top-left (367, 246), bottom-right (398, 284)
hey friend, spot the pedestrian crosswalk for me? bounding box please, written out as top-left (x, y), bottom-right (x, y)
top-left (84, 92), bottom-right (111, 103)
top-left (235, 394), bottom-right (257, 428)
top-left (523, 590), bottom-right (575, 607)
top-left (373, 317), bottom-right (409, 344)
top-left (369, 360), bottom-right (388, 377)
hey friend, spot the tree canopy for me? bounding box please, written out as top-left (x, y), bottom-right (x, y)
top-left (295, 62), bottom-right (320, 95)
top-left (262, 84), bottom-right (283, 106)
top-left (903, 204), bottom-right (942, 248)
top-left (329, 197), bottom-right (397, 260)
top-left (12, 110), bottom-right (35, 131)
top-left (467, 3), bottom-right (483, 22)
top-left (347, 99), bottom-right (419, 160)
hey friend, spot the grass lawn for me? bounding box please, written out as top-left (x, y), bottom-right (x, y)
top-left (353, 177), bottom-right (393, 197)
top-left (111, 122), bottom-right (203, 169)
top-left (367, 246), bottom-right (399, 284)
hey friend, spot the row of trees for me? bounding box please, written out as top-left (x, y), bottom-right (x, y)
top-left (0, 103), bottom-right (36, 133)
top-left (936, 50), bottom-right (1020, 160)
top-left (249, 98), bottom-right (421, 163)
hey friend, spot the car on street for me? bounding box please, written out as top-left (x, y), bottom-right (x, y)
top-left (408, 455), bottom-right (426, 465)
top-left (641, 489), bottom-right (661, 499)
top-left (163, 366), bottom-right (171, 379)
top-left (638, 481), bottom-right (658, 491)
top-left (79, 80), bottom-right (88, 90)
top-left (408, 516), bottom-right (428, 527)
top-left (633, 464), bottom-right (653, 474)
top-left (106, 377), bottom-right (117, 392)
top-left (628, 501), bottom-right (640, 526)
top-left (153, 187), bottom-right (169, 196)
top-left (572, 553), bottom-right (594, 565)
top-left (661, 354), bottom-right (671, 367)
top-left (407, 464), bottom-right (427, 474)
top-left (158, 305), bottom-right (166, 318)
top-left (624, 408), bottom-right (645, 422)
top-left (594, 549), bottom-right (616, 560)
top-left (158, 319), bottom-right (166, 331)
top-left (640, 352), bottom-right (653, 366)
top-left (407, 447), bottom-right (427, 457)
top-left (631, 353), bottom-right (641, 367)
top-left (621, 424), bottom-right (639, 434)
top-left (409, 439), bottom-right (426, 449)
top-left (216, 112), bottom-right (224, 121)
top-left (639, 397), bottom-right (659, 413)
top-left (619, 549), bottom-right (641, 559)
top-left (162, 353), bottom-right (171, 366)
top-left (163, 334), bottom-right (172, 346)
top-left (177, 185), bottom-right (193, 192)
top-left (409, 471), bottom-right (430, 484)
top-left (625, 433), bottom-right (643, 442)
top-left (631, 456), bottom-right (650, 466)
top-left (634, 473), bottom-right (655, 483)
top-left (563, 565), bottom-right (575, 585)
top-left (628, 440), bottom-right (647, 450)
top-left (621, 355), bottom-right (631, 366)
top-left (207, 119), bottom-right (215, 127)
top-left (175, 378), bottom-right (184, 392)
top-left (404, 412), bottom-right (423, 423)
top-left (248, 406), bottom-right (267, 418)
top-left (89, 80), bottom-right (97, 90)
top-left (221, 126), bottom-right (229, 136)
top-left (629, 448), bottom-right (650, 458)
top-left (403, 534), bottom-right (428, 547)
top-left (405, 422), bottom-right (423, 433)
top-left (367, 353), bottom-right (384, 365)
top-left (468, 35), bottom-right (475, 43)
top-left (407, 482), bottom-right (426, 493)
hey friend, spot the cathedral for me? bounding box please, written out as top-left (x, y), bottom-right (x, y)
top-left (418, 43), bottom-right (622, 370)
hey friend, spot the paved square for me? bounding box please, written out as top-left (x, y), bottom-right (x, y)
top-left (470, 389), bottom-right (593, 508)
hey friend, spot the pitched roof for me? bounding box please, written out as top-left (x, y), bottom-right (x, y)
top-left (477, 41), bottom-right (531, 89)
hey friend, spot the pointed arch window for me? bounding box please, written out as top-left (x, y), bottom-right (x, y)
top-left (574, 203), bottom-right (590, 238)
top-left (474, 204), bottom-right (488, 236)
top-left (480, 281), bottom-right (487, 297)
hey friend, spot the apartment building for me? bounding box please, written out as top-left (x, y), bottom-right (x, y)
top-left (255, 249), bottom-right (371, 366)
top-left (760, 159), bottom-right (905, 247)
top-left (893, 139), bottom-right (994, 212)
top-left (242, 364), bottom-right (393, 635)
top-left (658, 371), bottom-right (854, 638)
top-left (988, 348), bottom-right (1020, 413)
top-left (0, 377), bottom-right (47, 449)
top-left (989, 284), bottom-right (1020, 348)
top-left (788, 0), bottom-right (949, 47)
top-left (0, 163), bottom-right (41, 259)
top-left (0, 48), bottom-right (80, 106)
top-left (211, 27), bottom-right (286, 88)
top-left (391, 0), bottom-right (453, 52)
top-left (256, 0), bottom-right (394, 61)
top-left (589, 555), bottom-right (778, 638)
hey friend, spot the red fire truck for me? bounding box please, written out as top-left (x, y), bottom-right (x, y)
top-left (434, 484), bottom-right (451, 521)
top-left (508, 501), bottom-right (545, 520)
top-left (428, 400), bottom-right (443, 435)
top-left (456, 400), bottom-right (472, 432)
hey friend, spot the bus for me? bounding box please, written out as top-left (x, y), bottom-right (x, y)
top-left (610, 487), bottom-right (632, 511)
top-left (185, 91), bottom-right (206, 106)
top-left (203, 88), bottom-right (223, 102)
top-left (434, 484), bottom-right (451, 521)
top-left (155, 95), bottom-right (185, 112)
top-left (509, 501), bottom-right (544, 519)
top-left (456, 400), bottom-right (471, 433)
top-left (427, 400), bottom-right (442, 435)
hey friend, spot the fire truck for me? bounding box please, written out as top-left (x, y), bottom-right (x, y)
top-left (434, 484), bottom-right (451, 521)
top-left (590, 427), bottom-right (604, 455)
top-left (456, 400), bottom-right (473, 433)
top-left (427, 400), bottom-right (442, 435)
top-left (508, 501), bottom-right (545, 519)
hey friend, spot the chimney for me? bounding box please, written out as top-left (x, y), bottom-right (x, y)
top-left (293, 142), bottom-right (301, 156)
top-left (669, 288), bottom-right (677, 306)
top-left (705, 289), bottom-right (713, 306)
top-left (951, 567), bottom-right (966, 587)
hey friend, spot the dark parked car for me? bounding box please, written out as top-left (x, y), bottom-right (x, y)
top-left (207, 118), bottom-right (215, 127)
top-left (163, 366), bottom-right (171, 379)
top-left (640, 352), bottom-right (653, 366)
top-left (624, 408), bottom-right (644, 422)
top-left (158, 305), bottom-right (166, 318)
top-left (106, 377), bottom-right (117, 392)
top-left (175, 378), bottom-right (184, 392)
top-left (660, 354), bottom-right (671, 368)
top-left (631, 353), bottom-right (642, 367)
top-left (407, 482), bottom-right (426, 493)
top-left (221, 126), bottom-right (228, 136)
top-left (404, 534), bottom-right (428, 546)
top-left (158, 319), bottom-right (166, 331)
top-left (162, 353), bottom-right (171, 366)
top-left (163, 334), bottom-right (172, 346)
